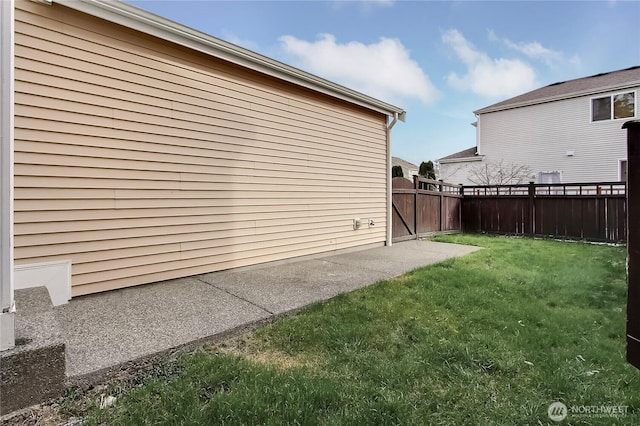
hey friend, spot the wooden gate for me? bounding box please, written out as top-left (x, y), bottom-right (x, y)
top-left (392, 176), bottom-right (462, 242)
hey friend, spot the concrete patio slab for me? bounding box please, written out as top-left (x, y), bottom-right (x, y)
top-left (322, 239), bottom-right (474, 276)
top-left (53, 239), bottom-right (480, 383)
top-left (55, 277), bottom-right (271, 378)
top-left (199, 258), bottom-right (390, 315)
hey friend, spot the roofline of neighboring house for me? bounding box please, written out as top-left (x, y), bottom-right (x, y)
top-left (474, 80), bottom-right (640, 115)
top-left (437, 146), bottom-right (479, 163)
top-left (392, 156), bottom-right (419, 169)
top-left (53, 0), bottom-right (406, 121)
top-left (438, 155), bottom-right (484, 165)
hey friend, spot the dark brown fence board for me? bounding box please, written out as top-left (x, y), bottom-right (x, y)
top-left (392, 193), bottom-right (415, 240)
top-left (581, 198), bottom-right (600, 240)
top-left (391, 177), bottom-right (414, 189)
top-left (461, 182), bottom-right (626, 243)
top-left (392, 177), bottom-right (462, 242)
top-left (463, 197), bottom-right (531, 235)
top-left (442, 196), bottom-right (462, 231)
top-left (566, 199), bottom-right (584, 238)
top-left (612, 198), bottom-right (626, 242)
top-left (461, 199), bottom-right (479, 233)
top-left (417, 193), bottom-right (439, 234)
top-left (395, 179), bottom-right (624, 244)
top-left (536, 196), bottom-right (628, 242)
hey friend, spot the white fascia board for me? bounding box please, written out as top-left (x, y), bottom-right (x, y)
top-left (54, 0), bottom-right (406, 121)
top-left (439, 155), bottom-right (484, 165)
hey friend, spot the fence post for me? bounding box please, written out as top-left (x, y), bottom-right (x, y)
top-left (459, 185), bottom-right (464, 233)
top-left (438, 180), bottom-right (444, 232)
top-left (528, 181), bottom-right (535, 236)
top-left (624, 120), bottom-right (640, 369)
top-left (413, 175), bottom-right (419, 240)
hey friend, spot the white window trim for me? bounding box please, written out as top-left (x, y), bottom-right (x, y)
top-left (590, 90), bottom-right (637, 123)
top-left (619, 158), bottom-right (628, 182)
top-left (538, 171), bottom-right (563, 184)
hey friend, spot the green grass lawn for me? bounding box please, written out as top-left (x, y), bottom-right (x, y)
top-left (71, 235), bottom-right (638, 425)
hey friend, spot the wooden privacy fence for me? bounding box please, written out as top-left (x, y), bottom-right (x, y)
top-left (461, 181), bottom-right (627, 243)
top-left (392, 176), bottom-right (462, 242)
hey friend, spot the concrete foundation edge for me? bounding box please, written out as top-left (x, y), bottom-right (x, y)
top-left (0, 287), bottom-right (66, 416)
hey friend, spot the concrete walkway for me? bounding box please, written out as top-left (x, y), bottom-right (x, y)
top-left (53, 240), bottom-right (480, 383)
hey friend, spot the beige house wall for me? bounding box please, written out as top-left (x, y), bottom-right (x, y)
top-left (13, 1), bottom-right (388, 296)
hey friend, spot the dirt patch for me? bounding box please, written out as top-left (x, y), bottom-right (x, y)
top-left (209, 332), bottom-right (321, 372)
top-left (0, 401), bottom-right (80, 426)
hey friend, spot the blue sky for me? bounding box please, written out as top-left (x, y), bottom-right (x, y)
top-left (128, 0), bottom-right (640, 166)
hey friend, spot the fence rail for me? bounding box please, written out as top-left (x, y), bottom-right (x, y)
top-left (462, 182), bottom-right (626, 197)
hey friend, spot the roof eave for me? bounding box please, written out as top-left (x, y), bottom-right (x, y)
top-left (54, 0), bottom-right (406, 120)
top-left (438, 155), bottom-right (484, 164)
top-left (474, 80), bottom-right (640, 115)
top-left (392, 157), bottom-right (419, 169)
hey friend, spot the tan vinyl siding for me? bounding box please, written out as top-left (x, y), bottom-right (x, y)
top-left (14, 1), bottom-right (388, 296)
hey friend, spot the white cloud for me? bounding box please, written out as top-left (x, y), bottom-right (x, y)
top-left (487, 29), bottom-right (499, 42)
top-left (488, 29), bottom-right (579, 68)
top-left (504, 39), bottom-right (561, 65)
top-left (568, 54), bottom-right (582, 66)
top-left (278, 34), bottom-right (439, 106)
top-left (442, 29), bottom-right (538, 99)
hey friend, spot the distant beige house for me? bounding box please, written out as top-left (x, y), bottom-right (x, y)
top-left (1, 0), bottom-right (405, 347)
top-left (392, 157), bottom-right (419, 179)
top-left (439, 66), bottom-right (639, 185)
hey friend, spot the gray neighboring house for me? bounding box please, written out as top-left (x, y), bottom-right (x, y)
top-left (437, 147), bottom-right (481, 185)
top-left (392, 157), bottom-right (419, 179)
top-left (439, 66), bottom-right (640, 185)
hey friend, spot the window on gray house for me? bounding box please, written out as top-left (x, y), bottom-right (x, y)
top-left (538, 171), bottom-right (562, 184)
top-left (614, 93), bottom-right (635, 119)
top-left (592, 96), bottom-right (612, 121)
top-left (592, 91), bottom-right (635, 122)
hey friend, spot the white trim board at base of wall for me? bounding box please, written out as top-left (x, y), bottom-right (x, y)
top-left (0, 312), bottom-right (15, 351)
top-left (14, 260), bottom-right (71, 306)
